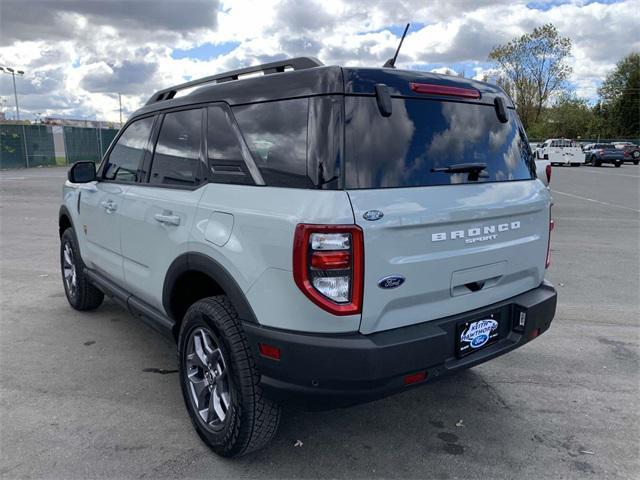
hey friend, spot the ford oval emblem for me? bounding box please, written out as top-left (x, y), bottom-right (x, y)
top-left (378, 275), bottom-right (405, 289)
top-left (363, 210), bottom-right (384, 221)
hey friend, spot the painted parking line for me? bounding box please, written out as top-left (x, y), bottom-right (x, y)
top-left (560, 167), bottom-right (640, 179)
top-left (552, 190), bottom-right (640, 213)
top-left (0, 175), bottom-right (65, 180)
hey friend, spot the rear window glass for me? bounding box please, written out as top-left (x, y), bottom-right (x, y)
top-left (550, 140), bottom-right (578, 147)
top-left (233, 99), bottom-right (310, 188)
top-left (344, 97), bottom-right (535, 189)
top-left (207, 106), bottom-right (254, 185)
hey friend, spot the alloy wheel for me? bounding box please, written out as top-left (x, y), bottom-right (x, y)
top-left (185, 326), bottom-right (232, 430)
top-left (62, 242), bottom-right (77, 298)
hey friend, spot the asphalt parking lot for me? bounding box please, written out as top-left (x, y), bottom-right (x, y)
top-left (1, 165), bottom-right (638, 479)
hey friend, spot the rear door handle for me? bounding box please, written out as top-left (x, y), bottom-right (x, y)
top-left (154, 213), bottom-right (181, 226)
top-left (100, 200), bottom-right (117, 213)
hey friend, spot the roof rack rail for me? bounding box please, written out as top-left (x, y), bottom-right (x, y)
top-left (146, 56), bottom-right (324, 105)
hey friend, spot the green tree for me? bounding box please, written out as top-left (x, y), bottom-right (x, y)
top-left (598, 52), bottom-right (640, 138)
top-left (488, 24), bottom-right (572, 130)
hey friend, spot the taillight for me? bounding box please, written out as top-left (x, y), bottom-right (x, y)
top-left (545, 164), bottom-right (552, 183)
top-left (546, 209), bottom-right (554, 269)
top-left (598, 149), bottom-right (605, 155)
top-left (409, 82), bottom-right (480, 99)
top-left (293, 224), bottom-right (364, 315)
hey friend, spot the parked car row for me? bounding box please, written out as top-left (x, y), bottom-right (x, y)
top-left (583, 143), bottom-right (638, 167)
top-left (531, 139), bottom-right (639, 173)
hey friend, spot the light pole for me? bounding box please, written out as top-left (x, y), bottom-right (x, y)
top-left (0, 66), bottom-right (25, 120)
top-left (0, 66), bottom-right (29, 166)
top-left (118, 93), bottom-right (123, 127)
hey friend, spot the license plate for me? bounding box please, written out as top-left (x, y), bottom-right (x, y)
top-left (456, 314), bottom-right (500, 357)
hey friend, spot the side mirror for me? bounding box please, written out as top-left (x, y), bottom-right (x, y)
top-left (68, 161), bottom-right (97, 183)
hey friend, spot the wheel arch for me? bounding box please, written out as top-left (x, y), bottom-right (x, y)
top-left (59, 205), bottom-right (74, 237)
top-left (163, 253), bottom-right (259, 335)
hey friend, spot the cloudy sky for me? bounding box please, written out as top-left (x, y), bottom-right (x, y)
top-left (0, 0), bottom-right (638, 123)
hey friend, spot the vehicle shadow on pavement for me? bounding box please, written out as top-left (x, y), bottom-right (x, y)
top-left (227, 368), bottom-right (547, 479)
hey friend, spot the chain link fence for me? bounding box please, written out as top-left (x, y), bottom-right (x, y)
top-left (0, 123), bottom-right (120, 169)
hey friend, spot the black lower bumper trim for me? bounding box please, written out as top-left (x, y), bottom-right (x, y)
top-left (243, 281), bottom-right (557, 405)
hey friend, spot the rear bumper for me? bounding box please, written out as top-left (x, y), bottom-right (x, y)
top-left (596, 156), bottom-right (625, 163)
top-left (243, 281), bottom-right (557, 405)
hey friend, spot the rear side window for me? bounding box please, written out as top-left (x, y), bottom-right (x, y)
top-left (344, 97), bottom-right (534, 189)
top-left (150, 109), bottom-right (203, 187)
top-left (207, 106), bottom-right (254, 185)
top-left (103, 116), bottom-right (154, 182)
top-left (233, 98), bottom-right (310, 188)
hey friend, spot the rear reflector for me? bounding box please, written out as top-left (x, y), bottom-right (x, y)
top-left (404, 370), bottom-right (427, 385)
top-left (258, 343), bottom-right (281, 360)
top-left (546, 211), bottom-right (554, 269)
top-left (409, 82), bottom-right (480, 99)
top-left (528, 328), bottom-right (541, 340)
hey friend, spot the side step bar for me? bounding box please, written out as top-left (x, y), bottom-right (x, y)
top-left (85, 269), bottom-right (176, 340)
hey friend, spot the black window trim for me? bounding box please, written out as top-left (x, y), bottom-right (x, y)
top-left (97, 113), bottom-right (158, 185)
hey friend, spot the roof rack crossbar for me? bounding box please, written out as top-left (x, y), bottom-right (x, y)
top-left (146, 56), bottom-right (323, 105)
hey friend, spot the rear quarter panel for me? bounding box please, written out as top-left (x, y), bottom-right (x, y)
top-left (190, 184), bottom-right (360, 333)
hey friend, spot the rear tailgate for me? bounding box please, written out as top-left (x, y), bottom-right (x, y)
top-left (604, 149), bottom-right (626, 161)
top-left (348, 182), bottom-right (550, 334)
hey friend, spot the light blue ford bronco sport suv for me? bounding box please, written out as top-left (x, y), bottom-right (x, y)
top-left (59, 57), bottom-right (557, 457)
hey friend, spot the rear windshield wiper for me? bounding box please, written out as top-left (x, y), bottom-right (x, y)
top-left (431, 162), bottom-right (488, 181)
top-left (431, 162), bottom-right (487, 174)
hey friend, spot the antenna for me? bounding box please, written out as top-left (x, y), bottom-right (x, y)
top-left (383, 23), bottom-right (410, 68)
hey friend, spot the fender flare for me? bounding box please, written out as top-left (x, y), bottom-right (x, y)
top-left (59, 205), bottom-right (75, 236)
top-left (162, 252), bottom-right (258, 324)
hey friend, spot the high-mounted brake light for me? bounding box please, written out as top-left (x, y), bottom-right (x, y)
top-left (293, 224), bottom-right (364, 316)
top-left (409, 82), bottom-right (480, 99)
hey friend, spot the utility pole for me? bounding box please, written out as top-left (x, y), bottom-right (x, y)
top-left (118, 93), bottom-right (123, 127)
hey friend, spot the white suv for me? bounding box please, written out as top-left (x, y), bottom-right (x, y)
top-left (59, 57), bottom-right (557, 457)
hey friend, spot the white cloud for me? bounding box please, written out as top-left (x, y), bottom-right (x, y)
top-left (0, 0), bottom-right (637, 122)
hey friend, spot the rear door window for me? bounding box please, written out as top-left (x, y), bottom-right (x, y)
top-left (233, 98), bottom-right (310, 188)
top-left (149, 109), bottom-right (203, 187)
top-left (103, 116), bottom-right (154, 182)
top-left (344, 97), bottom-right (534, 189)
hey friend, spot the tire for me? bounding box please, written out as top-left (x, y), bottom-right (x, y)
top-left (615, 161), bottom-right (622, 168)
top-left (60, 228), bottom-right (104, 311)
top-left (178, 296), bottom-right (281, 457)
top-left (634, 160), bottom-right (639, 165)
top-left (632, 151), bottom-right (640, 160)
